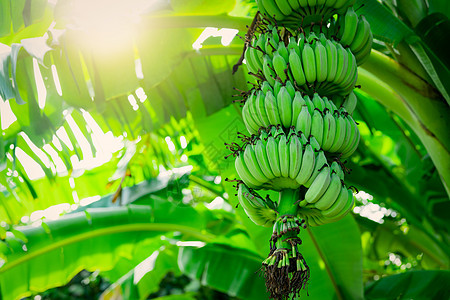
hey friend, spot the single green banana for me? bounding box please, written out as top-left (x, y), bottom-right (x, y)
top-left (354, 32), bottom-right (373, 65)
top-left (309, 135), bottom-right (321, 152)
top-left (304, 150), bottom-right (328, 187)
top-left (310, 109), bottom-right (324, 146)
top-left (289, 48), bottom-right (307, 87)
top-left (350, 15), bottom-right (371, 53)
top-left (330, 160), bottom-right (344, 181)
top-left (296, 105), bottom-right (312, 137)
top-left (321, 185), bottom-right (349, 218)
top-left (325, 39), bottom-right (338, 83)
top-left (342, 91), bottom-right (357, 115)
top-left (289, 133), bottom-right (303, 179)
top-left (244, 144), bottom-right (269, 183)
top-left (278, 133), bottom-right (290, 177)
top-left (263, 55), bottom-right (277, 86)
top-left (265, 91), bottom-right (282, 125)
top-left (336, 113), bottom-right (353, 153)
top-left (273, 80), bottom-right (283, 97)
top-left (235, 153), bottom-right (264, 188)
top-left (338, 7), bottom-right (358, 46)
top-left (277, 42), bottom-right (290, 62)
top-left (261, 0), bottom-right (286, 20)
top-left (327, 188), bottom-right (354, 221)
top-left (285, 80), bottom-right (296, 98)
top-left (328, 112), bottom-right (346, 152)
top-left (302, 42), bottom-right (317, 83)
top-left (273, 52), bottom-right (288, 82)
top-left (314, 41), bottom-right (328, 82)
top-left (278, 87), bottom-right (293, 128)
top-left (256, 91), bottom-right (271, 127)
top-left (312, 93), bottom-right (325, 111)
top-left (266, 135), bottom-right (282, 177)
top-left (305, 166), bottom-right (331, 203)
top-left (255, 139), bottom-right (276, 180)
top-left (288, 0), bottom-right (300, 10)
top-left (341, 116), bottom-right (360, 158)
top-left (275, 0), bottom-right (293, 16)
top-left (249, 92), bottom-right (264, 130)
top-left (261, 80), bottom-right (273, 94)
top-left (238, 183), bottom-right (278, 227)
top-left (334, 44), bottom-right (350, 87)
top-left (244, 47), bottom-right (258, 74)
top-left (242, 99), bottom-right (259, 135)
top-left (295, 143), bottom-right (315, 185)
top-left (304, 95), bottom-right (314, 115)
top-left (291, 92), bottom-right (305, 127)
top-left (322, 109), bottom-right (336, 151)
top-left (314, 172), bottom-right (342, 210)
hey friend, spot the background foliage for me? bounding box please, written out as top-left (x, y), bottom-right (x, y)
top-left (0, 0), bottom-right (448, 299)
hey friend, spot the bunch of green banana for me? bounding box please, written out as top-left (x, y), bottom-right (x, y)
top-left (331, 7), bottom-right (374, 65)
top-left (229, 0), bottom-right (373, 297)
top-left (256, 0), bottom-right (356, 28)
top-left (230, 126), bottom-right (355, 191)
top-left (236, 181), bottom-right (279, 227)
top-left (296, 160), bottom-right (355, 225)
top-left (242, 88), bottom-right (360, 155)
top-left (247, 29), bottom-right (358, 95)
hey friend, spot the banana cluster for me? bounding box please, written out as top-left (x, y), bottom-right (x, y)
top-left (236, 181), bottom-right (278, 227)
top-left (234, 126), bottom-right (339, 190)
top-left (246, 29), bottom-right (358, 96)
top-left (297, 160), bottom-right (355, 226)
top-left (232, 0), bottom-right (372, 297)
top-left (242, 86), bottom-right (360, 157)
top-left (332, 7), bottom-right (373, 65)
top-left (256, 0), bottom-right (356, 26)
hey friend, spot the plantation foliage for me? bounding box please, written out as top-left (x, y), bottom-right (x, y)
top-left (0, 0), bottom-right (449, 299)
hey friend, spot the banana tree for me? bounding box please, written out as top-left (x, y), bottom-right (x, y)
top-left (0, 0), bottom-right (448, 299)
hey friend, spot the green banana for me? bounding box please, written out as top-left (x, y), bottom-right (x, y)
top-left (278, 133), bottom-right (290, 177)
top-left (304, 166), bottom-right (331, 203)
top-left (289, 48), bottom-right (307, 87)
top-left (350, 15), bottom-right (371, 54)
top-left (314, 41), bottom-right (328, 82)
top-left (342, 91), bottom-right (357, 115)
top-left (275, 0), bottom-right (293, 16)
top-left (273, 52), bottom-right (288, 82)
top-left (266, 135), bottom-right (282, 177)
top-left (277, 87), bottom-right (292, 128)
top-left (302, 43), bottom-right (316, 83)
top-left (338, 7), bottom-right (358, 46)
top-left (295, 143), bottom-right (315, 185)
top-left (304, 150), bottom-right (327, 187)
top-left (296, 105), bottom-right (312, 137)
top-left (289, 133), bottom-right (303, 179)
top-left (314, 172), bottom-right (342, 210)
top-left (255, 139), bottom-right (276, 180)
top-left (261, 0), bottom-right (286, 20)
top-left (238, 183), bottom-right (278, 227)
top-left (263, 55), bottom-right (277, 86)
top-left (325, 39), bottom-right (338, 82)
top-left (328, 112), bottom-right (346, 152)
top-left (321, 185), bottom-right (349, 218)
top-left (322, 109), bottom-right (336, 151)
top-left (244, 144), bottom-right (269, 183)
top-left (235, 153), bottom-right (264, 188)
top-left (265, 91), bottom-right (282, 125)
top-left (256, 91), bottom-right (271, 127)
top-left (310, 109), bottom-right (324, 146)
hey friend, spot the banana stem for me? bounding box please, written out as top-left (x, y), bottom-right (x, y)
top-left (277, 188), bottom-right (300, 216)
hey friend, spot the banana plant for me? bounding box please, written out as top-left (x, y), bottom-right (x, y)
top-left (0, 0), bottom-right (448, 299)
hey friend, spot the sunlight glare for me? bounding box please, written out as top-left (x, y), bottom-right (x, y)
top-left (0, 98), bottom-right (17, 130)
top-left (62, 0), bottom-right (146, 51)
